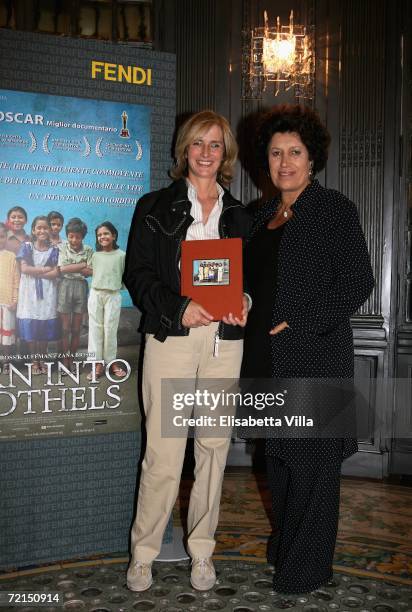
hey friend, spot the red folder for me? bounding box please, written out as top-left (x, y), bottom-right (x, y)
top-left (181, 238), bottom-right (243, 320)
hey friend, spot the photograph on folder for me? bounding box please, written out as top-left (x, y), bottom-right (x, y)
top-left (181, 238), bottom-right (243, 320)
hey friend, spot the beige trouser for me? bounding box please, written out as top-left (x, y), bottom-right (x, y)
top-left (130, 322), bottom-right (243, 563)
top-left (87, 288), bottom-right (121, 363)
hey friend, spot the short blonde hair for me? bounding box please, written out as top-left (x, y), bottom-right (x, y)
top-left (170, 110), bottom-right (238, 185)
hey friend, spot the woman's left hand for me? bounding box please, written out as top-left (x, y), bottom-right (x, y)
top-left (269, 321), bottom-right (289, 335)
top-left (222, 295), bottom-right (249, 327)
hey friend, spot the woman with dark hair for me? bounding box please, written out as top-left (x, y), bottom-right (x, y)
top-left (124, 110), bottom-right (252, 593)
top-left (242, 105), bottom-right (374, 594)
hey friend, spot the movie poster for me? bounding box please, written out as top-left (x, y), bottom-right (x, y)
top-left (0, 88), bottom-right (150, 440)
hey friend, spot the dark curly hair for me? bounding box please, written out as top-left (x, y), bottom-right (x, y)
top-left (257, 105), bottom-right (330, 175)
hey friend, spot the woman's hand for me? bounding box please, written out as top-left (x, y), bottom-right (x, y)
top-left (269, 321), bottom-right (289, 335)
top-left (182, 300), bottom-right (214, 327)
top-left (222, 294), bottom-right (249, 327)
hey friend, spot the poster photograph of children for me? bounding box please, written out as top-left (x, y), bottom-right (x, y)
top-left (0, 89), bottom-right (150, 440)
top-left (192, 258), bottom-right (230, 286)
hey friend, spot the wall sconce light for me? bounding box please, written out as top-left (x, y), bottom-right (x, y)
top-left (249, 10), bottom-right (314, 99)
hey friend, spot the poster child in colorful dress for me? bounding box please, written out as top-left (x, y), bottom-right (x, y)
top-left (16, 216), bottom-right (60, 375)
top-left (87, 222), bottom-right (126, 380)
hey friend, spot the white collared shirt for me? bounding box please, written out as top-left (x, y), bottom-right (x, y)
top-left (185, 180), bottom-right (224, 241)
top-left (182, 180), bottom-right (252, 312)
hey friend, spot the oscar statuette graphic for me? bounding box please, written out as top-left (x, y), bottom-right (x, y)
top-left (120, 110), bottom-right (130, 138)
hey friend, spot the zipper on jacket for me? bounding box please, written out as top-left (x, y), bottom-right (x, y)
top-left (177, 296), bottom-right (191, 334)
top-left (176, 236), bottom-right (190, 335)
top-left (175, 235), bottom-right (183, 284)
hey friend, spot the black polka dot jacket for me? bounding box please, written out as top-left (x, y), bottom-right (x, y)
top-left (246, 179), bottom-right (375, 460)
top-left (248, 179), bottom-right (374, 379)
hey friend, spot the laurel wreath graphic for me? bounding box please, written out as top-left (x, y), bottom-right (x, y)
top-left (28, 132), bottom-right (37, 154)
top-left (135, 140), bottom-right (143, 161)
top-left (95, 137), bottom-right (103, 158)
top-left (42, 133), bottom-right (50, 154)
top-left (82, 136), bottom-right (91, 157)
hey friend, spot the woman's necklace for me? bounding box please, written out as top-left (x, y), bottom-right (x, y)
top-left (278, 200), bottom-right (294, 219)
top-left (267, 200), bottom-right (293, 229)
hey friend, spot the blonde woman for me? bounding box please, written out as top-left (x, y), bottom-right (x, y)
top-left (124, 111), bottom-right (252, 592)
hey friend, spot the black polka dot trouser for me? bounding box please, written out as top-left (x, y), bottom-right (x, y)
top-left (266, 453), bottom-right (341, 594)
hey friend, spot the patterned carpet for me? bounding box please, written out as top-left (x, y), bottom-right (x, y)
top-left (175, 471), bottom-right (412, 585)
top-left (1, 472), bottom-right (411, 611)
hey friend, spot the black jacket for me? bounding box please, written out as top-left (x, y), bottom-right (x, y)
top-left (124, 178), bottom-right (252, 341)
